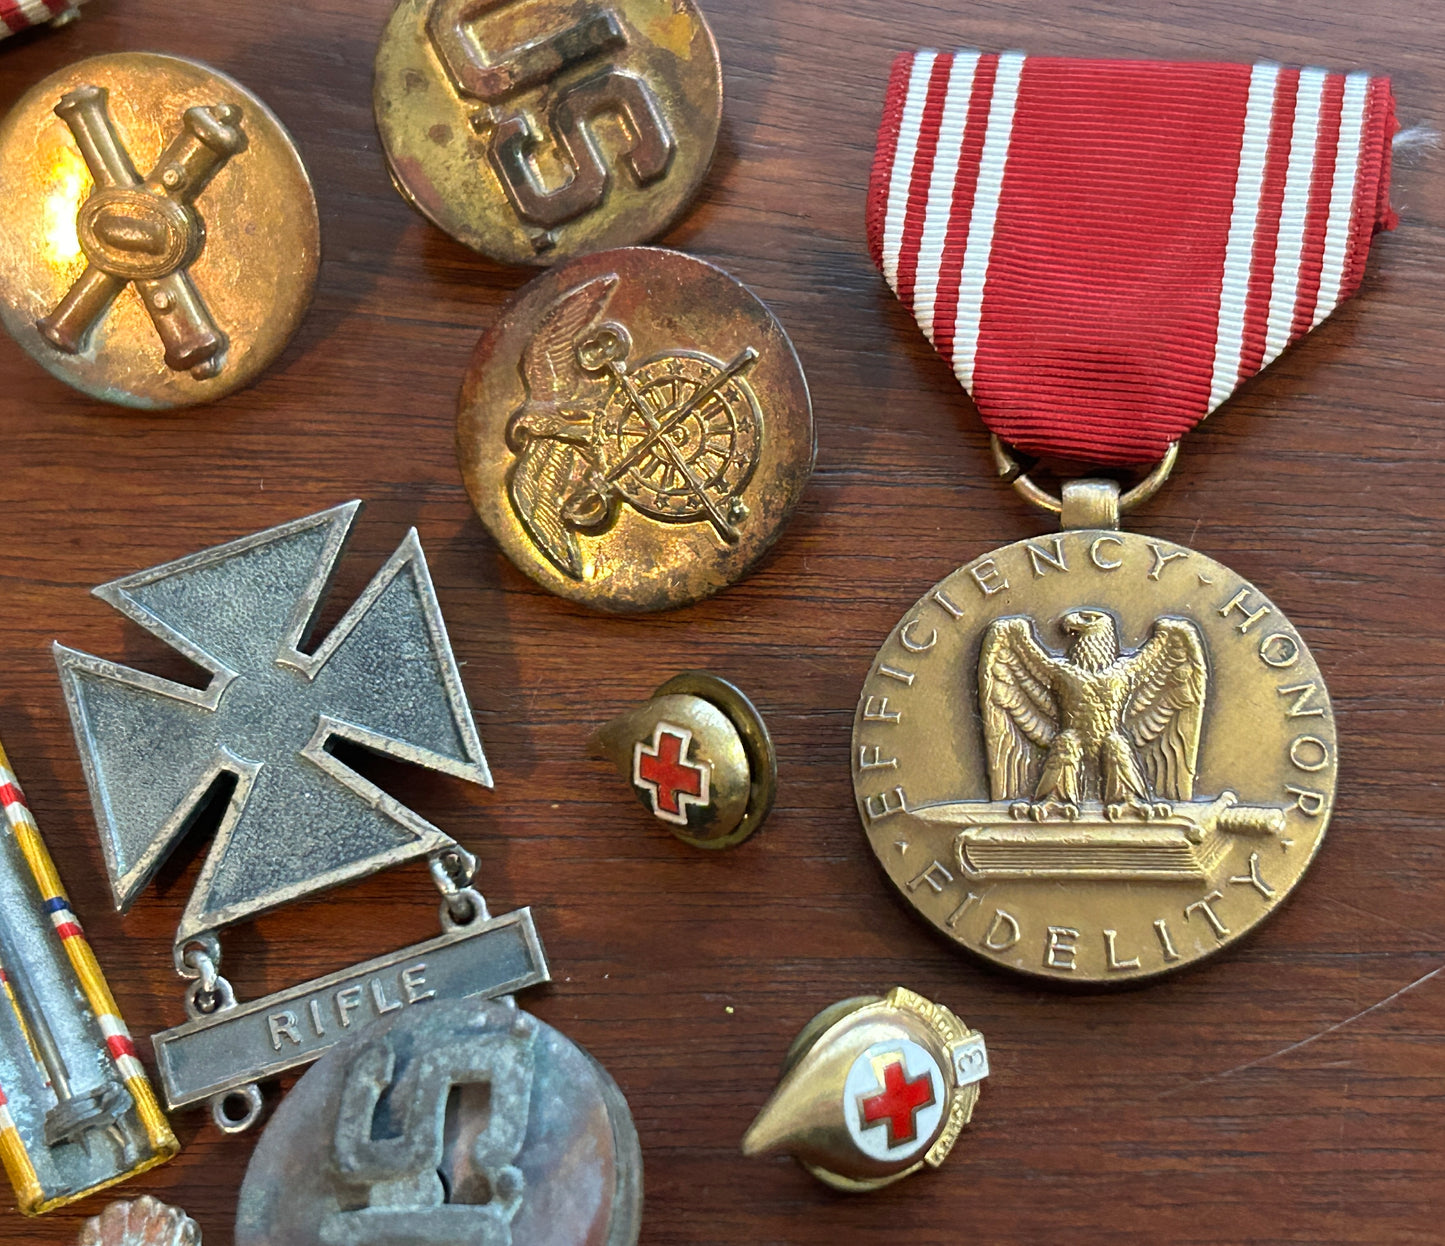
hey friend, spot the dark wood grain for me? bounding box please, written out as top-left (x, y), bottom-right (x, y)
top-left (0, 1), bottom-right (1441, 1242)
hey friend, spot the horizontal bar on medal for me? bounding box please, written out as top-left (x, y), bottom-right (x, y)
top-left (151, 907), bottom-right (548, 1110)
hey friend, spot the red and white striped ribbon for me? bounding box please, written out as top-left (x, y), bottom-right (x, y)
top-left (0, 0), bottom-right (76, 38)
top-left (868, 51), bottom-right (1396, 465)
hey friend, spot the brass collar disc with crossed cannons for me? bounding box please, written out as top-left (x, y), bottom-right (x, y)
top-left (374, 0), bottom-right (722, 266)
top-left (0, 53), bottom-right (318, 409)
top-left (457, 247), bottom-right (814, 613)
top-left (853, 529), bottom-right (1338, 983)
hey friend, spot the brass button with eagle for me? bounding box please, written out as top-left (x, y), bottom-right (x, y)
top-left (854, 529), bottom-right (1337, 983)
top-left (374, 0), bottom-right (722, 266)
top-left (0, 52), bottom-right (318, 409)
top-left (457, 246), bottom-right (814, 612)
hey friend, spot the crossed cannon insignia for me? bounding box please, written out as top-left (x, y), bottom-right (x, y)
top-left (38, 84), bottom-right (244, 377)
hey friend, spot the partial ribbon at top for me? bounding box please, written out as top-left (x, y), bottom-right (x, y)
top-left (867, 51), bottom-right (1396, 465)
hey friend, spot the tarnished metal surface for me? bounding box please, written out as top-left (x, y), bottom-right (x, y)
top-left (374, 0), bottom-right (721, 265)
top-left (236, 997), bottom-right (642, 1246)
top-left (458, 247), bottom-right (814, 612)
top-left (78, 1196), bottom-right (201, 1246)
top-left (0, 53), bottom-right (318, 408)
top-left (151, 908), bottom-right (548, 1110)
top-left (53, 501), bottom-right (491, 944)
top-left (742, 987), bottom-right (987, 1193)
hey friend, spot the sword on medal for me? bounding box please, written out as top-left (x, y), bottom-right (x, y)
top-left (53, 502), bottom-right (550, 1133)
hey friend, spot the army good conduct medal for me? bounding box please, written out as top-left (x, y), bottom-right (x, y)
top-left (0, 53), bottom-right (318, 409)
top-left (856, 51), bottom-right (1396, 981)
top-left (458, 246), bottom-right (814, 612)
top-left (0, 740), bottom-right (176, 1215)
top-left (51, 504), bottom-right (560, 1132)
top-left (374, 0), bottom-right (722, 266)
top-left (235, 997), bottom-right (641, 1246)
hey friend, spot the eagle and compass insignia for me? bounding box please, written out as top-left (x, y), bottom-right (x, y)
top-left (459, 246), bottom-right (815, 612)
top-left (504, 271), bottom-right (761, 580)
top-left (853, 525), bottom-right (1338, 983)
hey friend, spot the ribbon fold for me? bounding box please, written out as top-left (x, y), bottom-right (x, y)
top-left (868, 51), bottom-right (1396, 464)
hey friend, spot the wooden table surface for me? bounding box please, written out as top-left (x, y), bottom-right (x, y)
top-left (0, 1), bottom-right (1441, 1242)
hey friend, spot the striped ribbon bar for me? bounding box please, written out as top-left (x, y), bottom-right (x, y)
top-left (0, 0), bottom-right (77, 39)
top-left (867, 51), bottom-right (1396, 465)
top-left (0, 740), bottom-right (176, 1214)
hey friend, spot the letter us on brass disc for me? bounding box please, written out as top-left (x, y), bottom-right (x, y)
top-left (457, 247), bottom-right (814, 612)
top-left (0, 53), bottom-right (318, 409)
top-left (374, 0), bottom-right (722, 266)
top-left (852, 531), bottom-right (1338, 983)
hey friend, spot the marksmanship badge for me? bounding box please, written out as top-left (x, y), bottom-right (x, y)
top-left (53, 504), bottom-right (548, 1131)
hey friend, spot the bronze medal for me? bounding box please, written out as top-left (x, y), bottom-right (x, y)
top-left (457, 246), bottom-right (814, 612)
top-left (853, 507), bottom-right (1337, 983)
top-left (0, 53), bottom-right (318, 409)
top-left (374, 0), bottom-right (722, 266)
top-left (856, 50), bottom-right (1395, 982)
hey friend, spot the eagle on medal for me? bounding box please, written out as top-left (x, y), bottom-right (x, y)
top-left (978, 609), bottom-right (1207, 822)
top-left (505, 274), bottom-right (627, 579)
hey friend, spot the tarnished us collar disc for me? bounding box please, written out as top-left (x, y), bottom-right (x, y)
top-left (458, 247), bottom-right (814, 612)
top-left (854, 531), bottom-right (1337, 982)
top-left (236, 997), bottom-right (642, 1246)
top-left (374, 0), bottom-right (722, 265)
top-left (0, 53), bottom-right (319, 409)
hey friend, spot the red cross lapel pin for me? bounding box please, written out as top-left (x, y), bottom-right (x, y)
top-left (743, 987), bottom-right (989, 1191)
top-left (589, 672), bottom-right (777, 849)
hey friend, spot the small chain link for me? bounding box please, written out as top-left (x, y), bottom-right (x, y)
top-left (182, 945), bottom-right (220, 997)
top-left (989, 434), bottom-right (1178, 518)
top-left (429, 845), bottom-right (487, 926)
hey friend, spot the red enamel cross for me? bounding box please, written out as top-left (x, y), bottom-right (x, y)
top-left (860, 1056), bottom-right (936, 1147)
top-left (633, 724), bottom-right (709, 826)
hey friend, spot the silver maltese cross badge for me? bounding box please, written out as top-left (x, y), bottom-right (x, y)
top-left (54, 501), bottom-right (490, 942)
top-left (53, 504), bottom-right (550, 1135)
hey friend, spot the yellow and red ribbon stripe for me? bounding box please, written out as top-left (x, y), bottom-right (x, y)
top-left (0, 0), bottom-right (76, 39)
top-left (0, 740), bottom-right (176, 1213)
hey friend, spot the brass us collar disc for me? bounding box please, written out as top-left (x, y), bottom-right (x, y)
top-left (374, 0), bottom-right (722, 266)
top-left (458, 247), bottom-right (815, 612)
top-left (853, 531), bottom-right (1337, 983)
top-left (0, 53), bottom-right (319, 409)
